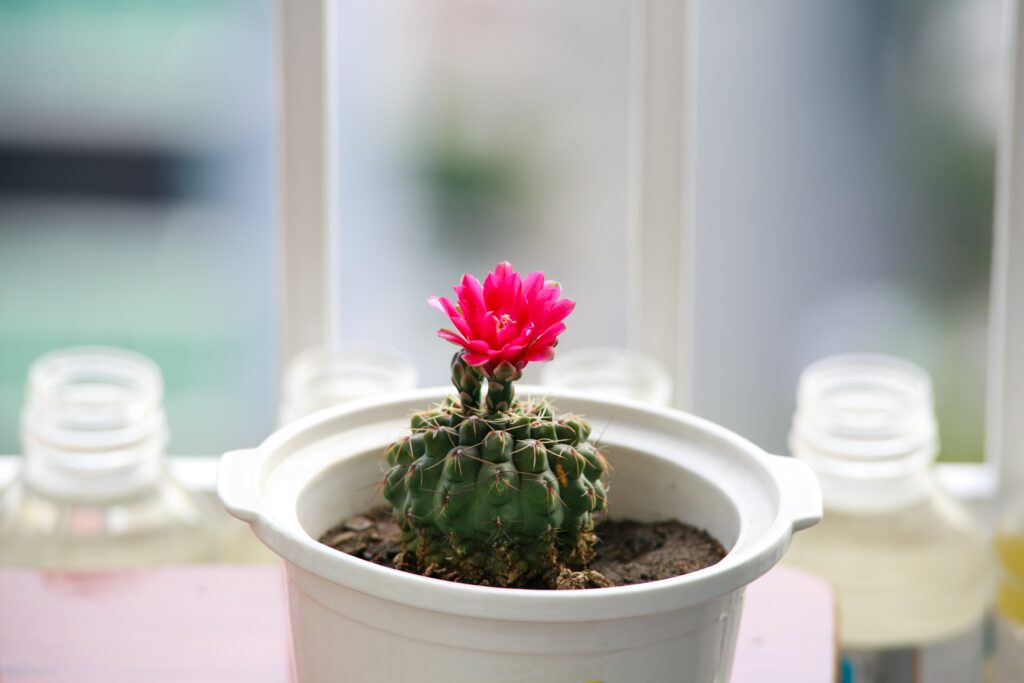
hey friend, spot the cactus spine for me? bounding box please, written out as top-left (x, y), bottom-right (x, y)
top-left (382, 352), bottom-right (608, 586)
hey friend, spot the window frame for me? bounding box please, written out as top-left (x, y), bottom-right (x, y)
top-left (982, 0), bottom-right (1024, 504)
top-left (626, 0), bottom-right (698, 410)
top-left (276, 0), bottom-right (340, 368)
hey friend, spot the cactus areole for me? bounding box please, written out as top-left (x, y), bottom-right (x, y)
top-left (381, 262), bottom-right (608, 586)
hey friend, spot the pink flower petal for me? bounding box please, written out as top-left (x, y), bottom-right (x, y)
top-left (458, 274), bottom-right (486, 322)
top-left (467, 339), bottom-right (491, 355)
top-left (499, 343), bottom-right (526, 359)
top-left (531, 322), bottom-right (566, 348)
top-left (427, 296), bottom-right (446, 313)
top-left (429, 296), bottom-right (472, 338)
top-left (543, 298), bottom-right (576, 324)
top-left (484, 262), bottom-right (520, 312)
top-left (437, 328), bottom-right (467, 345)
top-left (523, 271), bottom-right (544, 297)
top-left (522, 346), bottom-right (556, 362)
top-left (462, 353), bottom-right (491, 366)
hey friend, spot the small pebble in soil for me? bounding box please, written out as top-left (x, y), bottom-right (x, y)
top-left (343, 516), bottom-right (373, 532)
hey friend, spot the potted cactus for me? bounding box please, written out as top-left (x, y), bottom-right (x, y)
top-left (381, 263), bottom-right (610, 587)
top-left (219, 262), bottom-right (822, 683)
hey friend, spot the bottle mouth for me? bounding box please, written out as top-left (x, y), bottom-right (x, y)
top-left (538, 347), bottom-right (673, 406)
top-left (791, 353), bottom-right (937, 465)
top-left (280, 345), bottom-right (419, 424)
top-left (22, 347), bottom-right (166, 453)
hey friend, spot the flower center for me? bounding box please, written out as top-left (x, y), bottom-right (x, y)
top-left (494, 313), bottom-right (514, 332)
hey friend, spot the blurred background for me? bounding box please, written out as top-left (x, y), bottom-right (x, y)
top-left (0, 0), bottom-right (1006, 463)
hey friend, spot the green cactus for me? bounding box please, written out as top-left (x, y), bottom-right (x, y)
top-left (381, 352), bottom-right (608, 586)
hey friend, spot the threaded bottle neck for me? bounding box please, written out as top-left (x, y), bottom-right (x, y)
top-left (790, 354), bottom-right (938, 512)
top-left (279, 345), bottom-right (418, 425)
top-left (20, 348), bottom-right (168, 499)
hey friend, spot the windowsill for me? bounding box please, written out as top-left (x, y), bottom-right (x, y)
top-left (934, 461), bottom-right (999, 501)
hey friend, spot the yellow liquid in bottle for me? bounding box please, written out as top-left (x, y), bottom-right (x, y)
top-left (996, 533), bottom-right (1024, 625)
top-left (785, 484), bottom-right (994, 649)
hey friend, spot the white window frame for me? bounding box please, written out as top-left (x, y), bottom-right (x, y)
top-left (276, 0), bottom-right (340, 368)
top-left (626, 0), bottom-right (698, 410)
top-left (981, 0), bottom-right (1024, 504)
top-left (934, 0), bottom-right (1024, 503)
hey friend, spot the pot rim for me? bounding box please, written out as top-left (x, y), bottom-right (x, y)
top-left (220, 386), bottom-right (821, 621)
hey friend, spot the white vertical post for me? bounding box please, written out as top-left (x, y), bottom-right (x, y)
top-left (276, 0), bottom-right (339, 368)
top-left (988, 0), bottom-right (1024, 500)
top-left (626, 0), bottom-right (698, 410)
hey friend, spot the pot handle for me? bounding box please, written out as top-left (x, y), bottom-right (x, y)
top-left (768, 455), bottom-right (822, 532)
top-left (218, 449), bottom-right (263, 524)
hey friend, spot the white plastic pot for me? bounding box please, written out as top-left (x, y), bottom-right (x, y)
top-left (219, 388), bottom-right (821, 683)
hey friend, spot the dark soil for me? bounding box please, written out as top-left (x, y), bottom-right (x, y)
top-left (318, 508), bottom-right (726, 590)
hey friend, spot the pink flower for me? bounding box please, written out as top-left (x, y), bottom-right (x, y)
top-left (428, 262), bottom-right (575, 376)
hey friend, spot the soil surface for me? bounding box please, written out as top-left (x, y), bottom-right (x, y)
top-left (319, 508), bottom-right (726, 590)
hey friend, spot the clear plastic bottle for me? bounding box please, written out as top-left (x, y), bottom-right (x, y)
top-left (218, 344), bottom-right (419, 564)
top-left (538, 347), bottom-right (673, 406)
top-left (783, 354), bottom-right (994, 683)
top-left (278, 345), bottom-right (418, 425)
top-left (0, 347), bottom-right (219, 569)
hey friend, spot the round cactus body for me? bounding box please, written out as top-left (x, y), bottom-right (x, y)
top-left (382, 353), bottom-right (608, 586)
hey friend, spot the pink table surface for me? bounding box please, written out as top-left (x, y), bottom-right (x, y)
top-left (0, 564), bottom-right (834, 683)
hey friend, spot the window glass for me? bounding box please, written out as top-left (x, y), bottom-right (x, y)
top-left (692, 0), bottom-right (1002, 462)
top-left (0, 1), bottom-right (277, 455)
top-left (333, 1), bottom-right (635, 386)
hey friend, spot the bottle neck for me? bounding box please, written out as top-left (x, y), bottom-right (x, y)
top-left (22, 422), bottom-right (167, 501)
top-left (792, 440), bottom-right (934, 513)
top-left (790, 353), bottom-right (938, 514)
top-left (20, 348), bottom-right (168, 500)
top-left (279, 345), bottom-right (418, 425)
